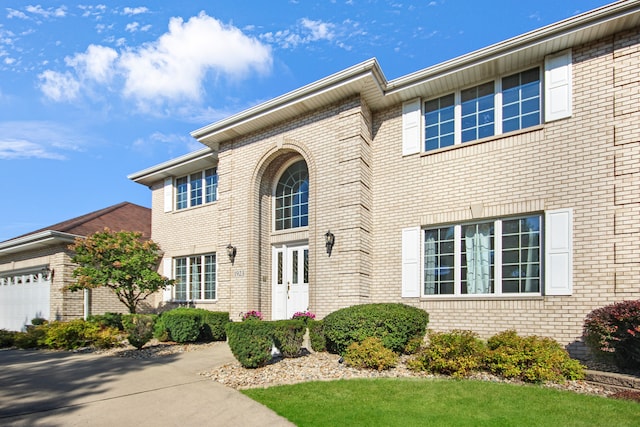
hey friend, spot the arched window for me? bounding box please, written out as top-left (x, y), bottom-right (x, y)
top-left (275, 160), bottom-right (309, 230)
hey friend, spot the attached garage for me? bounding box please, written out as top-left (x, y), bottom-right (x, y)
top-left (0, 268), bottom-right (51, 331)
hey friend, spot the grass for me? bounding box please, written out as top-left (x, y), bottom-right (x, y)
top-left (242, 378), bottom-right (640, 427)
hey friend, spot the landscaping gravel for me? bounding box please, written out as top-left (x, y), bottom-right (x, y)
top-left (94, 341), bottom-right (619, 397)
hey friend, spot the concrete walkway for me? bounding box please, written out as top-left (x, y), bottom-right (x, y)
top-left (0, 343), bottom-right (295, 427)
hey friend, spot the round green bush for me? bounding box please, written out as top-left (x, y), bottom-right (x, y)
top-left (583, 300), bottom-right (640, 369)
top-left (161, 308), bottom-right (201, 343)
top-left (226, 320), bottom-right (274, 368)
top-left (308, 319), bottom-right (326, 352)
top-left (323, 303), bottom-right (429, 355)
top-left (0, 329), bottom-right (18, 348)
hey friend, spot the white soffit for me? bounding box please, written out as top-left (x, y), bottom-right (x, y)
top-left (128, 148), bottom-right (217, 186)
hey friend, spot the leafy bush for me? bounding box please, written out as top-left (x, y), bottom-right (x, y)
top-left (485, 330), bottom-right (585, 383)
top-left (91, 327), bottom-right (123, 349)
top-left (31, 317), bottom-right (48, 326)
top-left (123, 314), bottom-right (156, 349)
top-left (323, 303), bottom-right (429, 355)
top-left (88, 312), bottom-right (124, 330)
top-left (344, 337), bottom-right (399, 371)
top-left (407, 330), bottom-right (485, 378)
top-left (43, 320), bottom-right (105, 350)
top-left (583, 300), bottom-right (640, 369)
top-left (292, 311), bottom-right (315, 323)
top-left (308, 319), bottom-right (326, 352)
top-left (14, 326), bottom-right (47, 349)
top-left (0, 329), bottom-right (18, 348)
top-left (197, 310), bottom-right (230, 341)
top-left (403, 336), bottom-right (424, 355)
top-left (157, 308), bottom-right (230, 343)
top-left (226, 320), bottom-right (274, 368)
top-left (161, 308), bottom-right (201, 343)
top-left (153, 315), bottom-right (170, 341)
top-left (272, 320), bottom-right (305, 357)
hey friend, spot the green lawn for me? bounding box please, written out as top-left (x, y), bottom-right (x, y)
top-left (242, 378), bottom-right (640, 427)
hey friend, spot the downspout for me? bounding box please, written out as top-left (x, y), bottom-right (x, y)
top-left (83, 289), bottom-right (90, 320)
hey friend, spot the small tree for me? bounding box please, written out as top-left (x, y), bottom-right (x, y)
top-left (68, 228), bottom-right (171, 314)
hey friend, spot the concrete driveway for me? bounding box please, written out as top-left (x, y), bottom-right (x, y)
top-left (0, 343), bottom-right (295, 427)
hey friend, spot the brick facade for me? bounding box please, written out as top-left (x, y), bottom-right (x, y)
top-left (135, 9), bottom-right (640, 356)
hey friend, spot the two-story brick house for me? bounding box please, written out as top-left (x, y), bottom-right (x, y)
top-left (130, 1), bottom-right (640, 354)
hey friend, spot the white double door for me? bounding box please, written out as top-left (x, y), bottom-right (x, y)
top-left (272, 244), bottom-right (309, 320)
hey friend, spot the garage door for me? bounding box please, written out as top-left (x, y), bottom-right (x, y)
top-left (0, 270), bottom-right (50, 331)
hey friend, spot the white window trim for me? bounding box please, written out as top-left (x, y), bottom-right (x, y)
top-left (172, 253), bottom-right (218, 302)
top-left (424, 66), bottom-right (542, 152)
top-left (420, 215), bottom-right (544, 299)
top-left (271, 156), bottom-right (309, 232)
top-left (174, 168), bottom-right (218, 211)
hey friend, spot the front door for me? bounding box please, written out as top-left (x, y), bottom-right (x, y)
top-left (272, 244), bottom-right (309, 320)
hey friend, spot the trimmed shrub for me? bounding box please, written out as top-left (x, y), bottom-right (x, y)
top-left (0, 329), bottom-right (18, 348)
top-left (403, 336), bottom-right (424, 355)
top-left (153, 315), bottom-right (170, 342)
top-left (91, 327), bottom-right (122, 349)
top-left (407, 330), bottom-right (485, 378)
top-left (161, 308), bottom-right (201, 343)
top-left (226, 320), bottom-right (274, 368)
top-left (308, 319), bottom-right (326, 352)
top-left (156, 308), bottom-right (230, 343)
top-left (344, 337), bottom-right (399, 371)
top-left (14, 326), bottom-right (47, 349)
top-left (583, 300), bottom-right (640, 369)
top-left (197, 310), bottom-right (230, 341)
top-left (485, 330), bottom-right (585, 383)
top-left (323, 303), bottom-right (429, 355)
top-left (123, 314), bottom-right (156, 349)
top-left (88, 312), bottom-right (124, 330)
top-left (272, 320), bottom-right (305, 357)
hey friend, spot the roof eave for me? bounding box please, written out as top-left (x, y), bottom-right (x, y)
top-left (0, 231), bottom-right (82, 256)
top-left (128, 147), bottom-right (218, 187)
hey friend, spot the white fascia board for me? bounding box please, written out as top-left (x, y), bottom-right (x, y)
top-left (386, 0), bottom-right (640, 95)
top-left (128, 147), bottom-right (217, 186)
top-left (190, 58), bottom-right (385, 142)
top-left (0, 231), bottom-right (82, 255)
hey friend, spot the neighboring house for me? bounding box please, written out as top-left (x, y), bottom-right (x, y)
top-left (0, 202), bottom-right (151, 331)
top-left (129, 1), bottom-right (640, 356)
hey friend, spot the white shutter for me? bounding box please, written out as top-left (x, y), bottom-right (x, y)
top-left (402, 99), bottom-right (421, 156)
top-left (545, 209), bottom-right (573, 296)
top-left (402, 227), bottom-right (421, 297)
top-left (544, 50), bottom-right (572, 122)
top-left (162, 257), bottom-right (173, 302)
top-left (163, 177), bottom-right (173, 213)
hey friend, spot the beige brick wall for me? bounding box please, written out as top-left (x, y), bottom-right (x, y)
top-left (148, 29), bottom-right (640, 355)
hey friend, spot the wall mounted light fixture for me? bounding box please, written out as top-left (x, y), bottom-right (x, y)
top-left (325, 230), bottom-right (335, 256)
top-left (226, 244), bottom-right (237, 264)
top-left (41, 265), bottom-right (52, 280)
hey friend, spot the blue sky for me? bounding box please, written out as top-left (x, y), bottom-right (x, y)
top-left (0, 0), bottom-right (612, 241)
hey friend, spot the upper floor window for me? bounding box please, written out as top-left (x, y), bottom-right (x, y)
top-left (174, 253), bottom-right (217, 301)
top-left (424, 68), bottom-right (541, 151)
top-left (275, 160), bottom-right (309, 231)
top-left (175, 168), bottom-right (218, 210)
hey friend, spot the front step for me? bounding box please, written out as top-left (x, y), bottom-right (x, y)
top-left (585, 370), bottom-right (640, 394)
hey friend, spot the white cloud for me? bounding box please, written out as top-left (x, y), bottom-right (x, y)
top-left (0, 121), bottom-right (87, 160)
top-left (25, 5), bottom-right (67, 19)
top-left (6, 9), bottom-right (28, 20)
top-left (65, 44), bottom-right (118, 83)
top-left (119, 12), bottom-right (272, 105)
top-left (260, 18), bottom-right (336, 49)
top-left (125, 22), bottom-right (140, 33)
top-left (38, 70), bottom-right (81, 101)
top-left (38, 12), bottom-right (272, 113)
top-left (123, 7), bottom-right (149, 16)
top-left (0, 140), bottom-right (66, 160)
